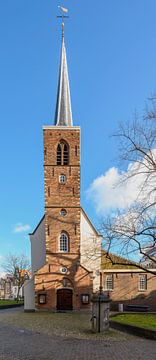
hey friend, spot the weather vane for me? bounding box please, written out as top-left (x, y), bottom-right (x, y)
top-left (57, 5), bottom-right (69, 37)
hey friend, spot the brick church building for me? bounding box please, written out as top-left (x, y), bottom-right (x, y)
top-left (24, 21), bottom-right (156, 312)
top-left (24, 22), bottom-right (101, 311)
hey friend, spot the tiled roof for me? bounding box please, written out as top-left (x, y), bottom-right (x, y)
top-left (101, 250), bottom-right (138, 269)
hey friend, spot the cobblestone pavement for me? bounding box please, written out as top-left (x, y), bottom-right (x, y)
top-left (0, 322), bottom-right (156, 360)
top-left (0, 308), bottom-right (156, 360)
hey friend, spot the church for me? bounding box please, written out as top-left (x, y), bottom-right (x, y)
top-left (24, 19), bottom-right (156, 313)
top-left (24, 21), bottom-right (102, 311)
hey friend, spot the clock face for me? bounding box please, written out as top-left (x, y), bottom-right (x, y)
top-left (60, 266), bottom-right (68, 274)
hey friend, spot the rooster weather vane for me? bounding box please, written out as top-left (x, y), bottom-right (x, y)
top-left (57, 5), bottom-right (69, 36)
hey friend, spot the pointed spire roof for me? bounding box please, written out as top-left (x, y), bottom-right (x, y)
top-left (54, 23), bottom-right (73, 126)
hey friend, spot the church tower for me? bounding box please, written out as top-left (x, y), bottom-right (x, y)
top-left (26, 14), bottom-right (101, 312)
top-left (44, 23), bottom-right (81, 266)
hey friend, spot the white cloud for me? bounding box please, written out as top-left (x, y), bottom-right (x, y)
top-left (13, 223), bottom-right (31, 233)
top-left (87, 167), bottom-right (141, 214)
top-left (87, 153), bottom-right (156, 215)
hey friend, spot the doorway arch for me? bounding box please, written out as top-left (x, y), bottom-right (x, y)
top-left (57, 288), bottom-right (73, 310)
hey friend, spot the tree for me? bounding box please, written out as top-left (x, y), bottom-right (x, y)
top-left (101, 97), bottom-right (156, 274)
top-left (2, 253), bottom-right (31, 300)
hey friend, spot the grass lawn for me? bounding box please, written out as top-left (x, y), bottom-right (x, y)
top-left (0, 310), bottom-right (131, 340)
top-left (0, 300), bottom-right (23, 306)
top-left (111, 314), bottom-right (156, 331)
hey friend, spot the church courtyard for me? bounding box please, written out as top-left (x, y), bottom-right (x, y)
top-left (0, 308), bottom-right (156, 360)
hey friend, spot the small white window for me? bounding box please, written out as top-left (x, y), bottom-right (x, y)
top-left (139, 274), bottom-right (147, 291)
top-left (60, 232), bottom-right (69, 252)
top-left (60, 209), bottom-right (67, 216)
top-left (60, 267), bottom-right (68, 274)
top-left (105, 274), bottom-right (113, 290)
top-left (59, 174), bottom-right (66, 184)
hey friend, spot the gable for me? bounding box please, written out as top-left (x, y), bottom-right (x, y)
top-left (81, 207), bottom-right (101, 238)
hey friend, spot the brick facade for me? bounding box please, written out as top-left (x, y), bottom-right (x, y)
top-left (34, 127), bottom-right (93, 310)
top-left (102, 271), bottom-right (156, 311)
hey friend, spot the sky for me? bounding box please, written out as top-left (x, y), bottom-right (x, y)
top-left (0, 0), bottom-right (156, 271)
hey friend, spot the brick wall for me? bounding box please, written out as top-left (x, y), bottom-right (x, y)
top-left (34, 126), bottom-right (93, 310)
top-left (35, 263), bottom-right (92, 310)
top-left (102, 271), bottom-right (156, 311)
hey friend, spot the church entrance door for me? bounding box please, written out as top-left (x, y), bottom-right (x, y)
top-left (57, 289), bottom-right (73, 310)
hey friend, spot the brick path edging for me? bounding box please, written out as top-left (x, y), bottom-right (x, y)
top-left (110, 320), bottom-right (156, 340)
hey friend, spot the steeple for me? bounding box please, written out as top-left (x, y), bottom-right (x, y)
top-left (54, 22), bottom-right (73, 126)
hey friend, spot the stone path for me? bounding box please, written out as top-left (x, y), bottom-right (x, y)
top-left (0, 322), bottom-right (156, 360)
top-left (0, 307), bottom-right (156, 360)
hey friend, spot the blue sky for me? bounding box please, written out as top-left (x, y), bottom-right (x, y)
top-left (0, 0), bottom-right (156, 269)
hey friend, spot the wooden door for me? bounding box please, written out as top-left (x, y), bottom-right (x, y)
top-left (57, 289), bottom-right (73, 310)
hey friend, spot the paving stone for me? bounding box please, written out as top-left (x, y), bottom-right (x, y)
top-left (0, 323), bottom-right (156, 360)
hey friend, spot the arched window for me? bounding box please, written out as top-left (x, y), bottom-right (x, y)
top-left (59, 232), bottom-right (69, 252)
top-left (57, 140), bottom-right (69, 165)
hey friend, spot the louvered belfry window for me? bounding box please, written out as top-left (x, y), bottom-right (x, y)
top-left (57, 144), bottom-right (62, 165)
top-left (57, 140), bottom-right (69, 165)
top-left (63, 143), bottom-right (69, 165)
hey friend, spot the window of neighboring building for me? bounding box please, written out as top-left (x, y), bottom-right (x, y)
top-left (59, 174), bottom-right (66, 184)
top-left (139, 274), bottom-right (147, 291)
top-left (57, 140), bottom-right (69, 165)
top-left (60, 209), bottom-right (67, 216)
top-left (105, 274), bottom-right (114, 290)
top-left (59, 232), bottom-right (69, 252)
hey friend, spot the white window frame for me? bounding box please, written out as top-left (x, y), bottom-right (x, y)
top-left (105, 274), bottom-right (114, 291)
top-left (139, 274), bottom-right (147, 291)
top-left (59, 232), bottom-right (69, 252)
top-left (59, 174), bottom-right (66, 184)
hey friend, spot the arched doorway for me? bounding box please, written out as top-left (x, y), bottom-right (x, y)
top-left (57, 289), bottom-right (73, 310)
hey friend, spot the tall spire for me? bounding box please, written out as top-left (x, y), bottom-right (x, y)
top-left (54, 21), bottom-right (73, 126)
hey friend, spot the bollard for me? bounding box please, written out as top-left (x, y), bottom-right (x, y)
top-left (118, 303), bottom-right (124, 312)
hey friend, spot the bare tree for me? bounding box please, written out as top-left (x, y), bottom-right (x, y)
top-left (101, 97), bottom-right (156, 274)
top-left (2, 254), bottom-right (31, 300)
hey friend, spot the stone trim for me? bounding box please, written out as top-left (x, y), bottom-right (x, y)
top-left (43, 126), bottom-right (80, 130)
